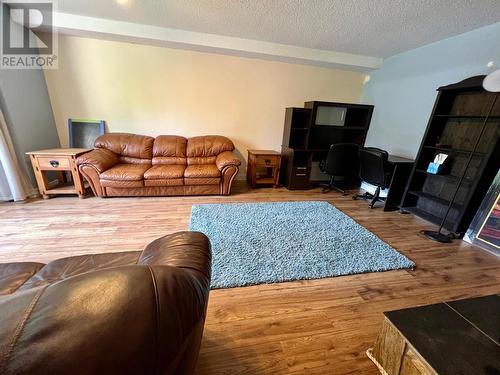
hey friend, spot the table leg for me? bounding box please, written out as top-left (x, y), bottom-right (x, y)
top-left (274, 166), bottom-right (281, 188)
top-left (30, 155), bottom-right (51, 198)
top-left (71, 159), bottom-right (86, 199)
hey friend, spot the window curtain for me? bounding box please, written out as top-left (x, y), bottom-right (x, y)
top-left (0, 110), bottom-right (32, 201)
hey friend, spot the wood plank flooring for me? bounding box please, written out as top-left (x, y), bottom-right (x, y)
top-left (1, 182), bottom-right (499, 374)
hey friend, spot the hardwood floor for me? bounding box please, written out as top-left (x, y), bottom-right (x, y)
top-left (1, 182), bottom-right (499, 374)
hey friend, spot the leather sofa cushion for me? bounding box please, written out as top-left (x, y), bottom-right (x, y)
top-left (18, 252), bottom-right (141, 292)
top-left (0, 262), bottom-right (45, 295)
top-left (187, 156), bottom-right (217, 165)
top-left (95, 133), bottom-right (155, 161)
top-left (100, 164), bottom-right (150, 181)
top-left (186, 136), bottom-right (234, 158)
top-left (184, 164), bottom-right (221, 178)
top-left (144, 179), bottom-right (184, 187)
top-left (153, 156), bottom-right (187, 165)
top-left (152, 136), bottom-right (187, 165)
top-left (118, 156), bottom-right (152, 165)
top-left (144, 165), bottom-right (185, 179)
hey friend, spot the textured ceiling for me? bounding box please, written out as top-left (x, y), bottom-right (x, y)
top-left (57, 0), bottom-right (500, 58)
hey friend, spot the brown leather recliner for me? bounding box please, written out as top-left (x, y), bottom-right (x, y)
top-left (0, 232), bottom-right (211, 375)
top-left (77, 133), bottom-right (241, 197)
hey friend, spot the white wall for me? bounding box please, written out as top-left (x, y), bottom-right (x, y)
top-left (44, 35), bottom-right (365, 175)
top-left (362, 22), bottom-right (500, 158)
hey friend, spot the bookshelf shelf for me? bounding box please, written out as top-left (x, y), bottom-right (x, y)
top-left (400, 76), bottom-right (500, 234)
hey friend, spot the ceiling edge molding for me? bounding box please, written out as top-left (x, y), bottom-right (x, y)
top-left (53, 12), bottom-right (382, 72)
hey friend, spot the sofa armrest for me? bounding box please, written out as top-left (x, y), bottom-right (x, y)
top-left (138, 231), bottom-right (211, 373)
top-left (0, 264), bottom-right (209, 374)
top-left (76, 148), bottom-right (119, 173)
top-left (216, 151), bottom-right (241, 171)
top-left (138, 232), bottom-right (212, 284)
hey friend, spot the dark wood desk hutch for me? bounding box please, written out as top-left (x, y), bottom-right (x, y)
top-left (400, 76), bottom-right (500, 235)
top-left (281, 101), bottom-right (374, 190)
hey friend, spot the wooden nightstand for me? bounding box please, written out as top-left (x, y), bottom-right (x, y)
top-left (247, 150), bottom-right (281, 188)
top-left (26, 148), bottom-right (91, 199)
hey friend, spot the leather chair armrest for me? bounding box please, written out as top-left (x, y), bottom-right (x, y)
top-left (0, 262), bottom-right (45, 295)
top-left (216, 151), bottom-right (241, 171)
top-left (138, 232), bottom-right (212, 284)
top-left (76, 149), bottom-right (119, 173)
top-left (0, 265), bottom-right (209, 375)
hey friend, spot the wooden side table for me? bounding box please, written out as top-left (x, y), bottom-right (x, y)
top-left (247, 150), bottom-right (281, 188)
top-left (26, 148), bottom-right (91, 199)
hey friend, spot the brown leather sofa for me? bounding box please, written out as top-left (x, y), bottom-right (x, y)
top-left (77, 133), bottom-right (241, 197)
top-left (0, 232), bottom-right (211, 375)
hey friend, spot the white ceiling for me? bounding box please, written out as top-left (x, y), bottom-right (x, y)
top-left (57, 0), bottom-right (500, 58)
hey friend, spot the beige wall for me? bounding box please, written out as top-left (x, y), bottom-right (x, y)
top-left (44, 35), bottom-right (364, 174)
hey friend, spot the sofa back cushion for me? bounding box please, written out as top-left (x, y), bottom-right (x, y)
top-left (95, 133), bottom-right (154, 165)
top-left (152, 136), bottom-right (187, 165)
top-left (186, 136), bottom-right (234, 165)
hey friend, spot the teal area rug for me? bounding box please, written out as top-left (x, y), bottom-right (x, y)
top-left (189, 201), bottom-right (414, 289)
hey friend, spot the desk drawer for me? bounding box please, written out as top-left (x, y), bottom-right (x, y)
top-left (255, 155), bottom-right (280, 166)
top-left (292, 166), bottom-right (310, 177)
top-left (37, 157), bottom-right (71, 170)
top-left (289, 168), bottom-right (311, 190)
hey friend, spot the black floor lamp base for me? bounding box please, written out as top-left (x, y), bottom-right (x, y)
top-left (420, 230), bottom-right (452, 243)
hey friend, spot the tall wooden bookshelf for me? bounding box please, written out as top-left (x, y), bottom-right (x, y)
top-left (281, 101), bottom-right (373, 190)
top-left (400, 76), bottom-right (500, 235)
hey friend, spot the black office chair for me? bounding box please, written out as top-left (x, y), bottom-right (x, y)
top-left (352, 147), bottom-right (391, 208)
top-left (319, 143), bottom-right (360, 195)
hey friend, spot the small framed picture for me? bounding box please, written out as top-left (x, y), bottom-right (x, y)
top-left (464, 170), bottom-right (500, 257)
top-left (476, 194), bottom-right (500, 251)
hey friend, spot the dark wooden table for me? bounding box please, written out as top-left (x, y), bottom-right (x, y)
top-left (369, 294), bottom-right (500, 374)
top-left (384, 154), bottom-right (414, 211)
